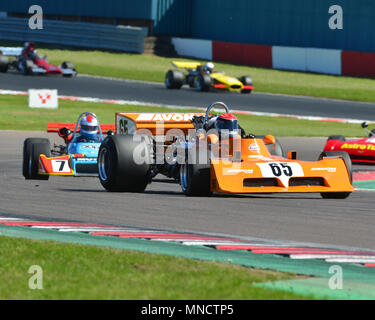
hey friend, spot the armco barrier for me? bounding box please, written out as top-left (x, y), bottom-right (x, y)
top-left (173, 37), bottom-right (375, 77)
top-left (342, 51), bottom-right (375, 78)
top-left (171, 37), bottom-right (212, 60)
top-left (0, 17), bottom-right (148, 53)
top-left (212, 41), bottom-right (272, 68)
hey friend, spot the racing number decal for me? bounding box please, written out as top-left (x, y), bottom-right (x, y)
top-left (119, 119), bottom-right (128, 135)
top-left (51, 160), bottom-right (71, 173)
top-left (257, 162), bottom-right (304, 187)
top-left (268, 163), bottom-right (293, 177)
top-left (57, 160), bottom-right (65, 172)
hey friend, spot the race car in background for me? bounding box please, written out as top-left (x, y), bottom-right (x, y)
top-left (23, 112), bottom-right (115, 180)
top-left (323, 122), bottom-right (375, 164)
top-left (165, 61), bottom-right (254, 93)
top-left (0, 42), bottom-right (77, 77)
top-left (97, 102), bottom-right (353, 199)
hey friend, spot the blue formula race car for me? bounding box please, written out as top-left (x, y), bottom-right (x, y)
top-left (23, 112), bottom-right (115, 180)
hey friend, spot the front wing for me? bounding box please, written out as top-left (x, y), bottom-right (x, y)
top-left (210, 157), bottom-right (353, 194)
top-left (38, 154), bottom-right (98, 177)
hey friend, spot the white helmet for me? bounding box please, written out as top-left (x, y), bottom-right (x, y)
top-left (203, 62), bottom-right (214, 73)
top-left (80, 115), bottom-right (99, 139)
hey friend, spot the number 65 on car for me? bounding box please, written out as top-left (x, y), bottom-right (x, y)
top-left (97, 102), bottom-right (354, 199)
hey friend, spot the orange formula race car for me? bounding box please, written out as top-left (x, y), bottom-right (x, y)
top-left (97, 102), bottom-right (353, 198)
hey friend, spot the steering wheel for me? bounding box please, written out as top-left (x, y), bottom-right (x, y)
top-left (204, 102), bottom-right (231, 124)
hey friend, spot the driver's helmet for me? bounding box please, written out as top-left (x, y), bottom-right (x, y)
top-left (80, 115), bottom-right (99, 139)
top-left (24, 42), bottom-right (35, 52)
top-left (202, 62), bottom-right (214, 73)
top-left (213, 113), bottom-right (239, 137)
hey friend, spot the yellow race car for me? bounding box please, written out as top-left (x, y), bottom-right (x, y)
top-left (165, 61), bottom-right (254, 94)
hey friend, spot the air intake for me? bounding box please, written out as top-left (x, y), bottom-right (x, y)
top-left (289, 177), bottom-right (325, 187)
top-left (243, 178), bottom-right (279, 187)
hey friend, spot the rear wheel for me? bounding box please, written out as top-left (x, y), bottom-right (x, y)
top-left (165, 70), bottom-right (183, 89)
top-left (0, 55), bottom-right (9, 73)
top-left (196, 74), bottom-right (211, 92)
top-left (98, 135), bottom-right (151, 192)
top-left (319, 151), bottom-right (352, 199)
top-left (239, 75), bottom-right (253, 94)
top-left (61, 61), bottom-right (76, 77)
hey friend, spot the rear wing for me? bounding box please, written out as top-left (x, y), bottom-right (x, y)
top-left (0, 47), bottom-right (22, 56)
top-left (47, 122), bottom-right (115, 134)
top-left (171, 61), bottom-right (202, 70)
top-left (116, 113), bottom-right (205, 135)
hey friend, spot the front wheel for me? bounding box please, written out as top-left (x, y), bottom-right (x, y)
top-left (0, 55), bottom-right (9, 73)
top-left (23, 138), bottom-right (50, 180)
top-left (98, 135), bottom-right (151, 192)
top-left (180, 150), bottom-right (212, 196)
top-left (239, 75), bottom-right (253, 94)
top-left (319, 151), bottom-right (352, 199)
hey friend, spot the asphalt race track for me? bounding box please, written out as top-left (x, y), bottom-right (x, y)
top-left (1, 72), bottom-right (375, 120)
top-left (1, 131), bottom-right (375, 251)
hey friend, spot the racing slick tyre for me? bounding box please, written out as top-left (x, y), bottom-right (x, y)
top-left (165, 70), bottom-right (183, 89)
top-left (196, 74), bottom-right (211, 92)
top-left (98, 135), bottom-right (151, 192)
top-left (25, 139), bottom-right (51, 180)
top-left (319, 151), bottom-right (352, 199)
top-left (0, 55), bottom-right (9, 73)
top-left (256, 136), bottom-right (285, 157)
top-left (23, 138), bottom-right (49, 179)
top-left (180, 149), bottom-right (212, 196)
top-left (239, 76), bottom-right (253, 94)
top-left (327, 135), bottom-right (346, 142)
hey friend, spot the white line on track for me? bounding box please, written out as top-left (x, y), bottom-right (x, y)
top-left (290, 254), bottom-right (375, 260)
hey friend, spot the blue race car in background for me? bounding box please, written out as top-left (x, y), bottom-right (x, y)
top-left (23, 112), bottom-right (114, 180)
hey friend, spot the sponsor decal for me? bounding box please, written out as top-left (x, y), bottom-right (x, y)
top-left (80, 145), bottom-right (99, 150)
top-left (248, 143), bottom-right (260, 151)
top-left (76, 157), bottom-right (97, 162)
top-left (311, 167), bottom-right (337, 173)
top-left (224, 169), bottom-right (254, 174)
top-left (341, 143), bottom-right (375, 151)
top-left (136, 113), bottom-right (196, 122)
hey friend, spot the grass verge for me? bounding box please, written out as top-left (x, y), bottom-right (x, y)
top-left (0, 94), bottom-right (365, 137)
top-left (35, 47), bottom-right (375, 103)
top-left (0, 235), bottom-right (312, 299)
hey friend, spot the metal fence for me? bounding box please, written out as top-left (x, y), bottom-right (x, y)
top-left (0, 17), bottom-right (148, 53)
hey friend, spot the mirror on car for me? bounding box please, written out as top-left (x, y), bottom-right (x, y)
top-left (264, 134), bottom-right (276, 145)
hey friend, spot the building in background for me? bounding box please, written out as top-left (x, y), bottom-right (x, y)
top-left (1, 0), bottom-right (374, 77)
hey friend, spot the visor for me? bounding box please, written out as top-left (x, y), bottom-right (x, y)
top-left (81, 125), bottom-right (98, 132)
top-left (214, 119), bottom-right (239, 132)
